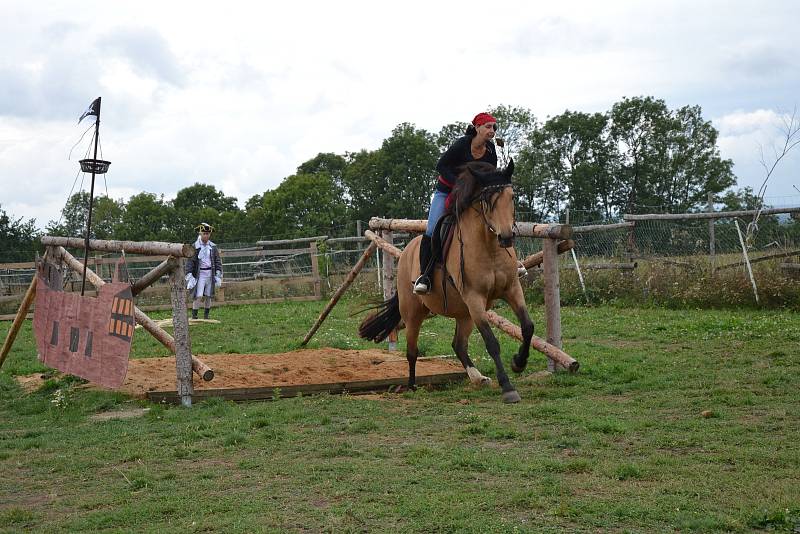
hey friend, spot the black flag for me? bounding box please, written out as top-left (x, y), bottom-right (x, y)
top-left (78, 97), bottom-right (101, 124)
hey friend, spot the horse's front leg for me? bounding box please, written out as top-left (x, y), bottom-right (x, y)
top-left (463, 295), bottom-right (520, 404)
top-left (505, 282), bottom-right (534, 373)
top-left (452, 316), bottom-right (491, 386)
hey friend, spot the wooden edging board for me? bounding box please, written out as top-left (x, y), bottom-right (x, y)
top-left (146, 371), bottom-right (467, 403)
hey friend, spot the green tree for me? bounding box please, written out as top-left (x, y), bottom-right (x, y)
top-left (172, 183), bottom-right (241, 240)
top-left (609, 96), bottom-right (735, 214)
top-left (116, 192), bottom-right (176, 242)
top-left (342, 123), bottom-right (439, 221)
top-left (258, 172), bottom-right (349, 239)
top-left (0, 205), bottom-right (40, 262)
top-left (46, 192), bottom-right (124, 239)
top-left (173, 183), bottom-right (238, 213)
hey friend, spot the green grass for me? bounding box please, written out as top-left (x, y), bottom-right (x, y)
top-left (1, 299), bottom-right (799, 532)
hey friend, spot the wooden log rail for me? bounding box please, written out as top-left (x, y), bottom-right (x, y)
top-left (623, 206), bottom-right (800, 221)
top-left (368, 217), bottom-right (572, 240)
top-left (714, 249), bottom-right (800, 272)
top-left (564, 262), bottom-right (637, 270)
top-left (53, 246), bottom-right (213, 381)
top-left (42, 236), bottom-right (194, 258)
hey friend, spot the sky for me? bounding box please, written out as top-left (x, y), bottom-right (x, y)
top-left (1, 0), bottom-right (799, 229)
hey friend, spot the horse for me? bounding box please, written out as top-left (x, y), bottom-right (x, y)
top-left (358, 160), bottom-right (534, 403)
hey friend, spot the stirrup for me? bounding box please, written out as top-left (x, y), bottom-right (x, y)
top-left (413, 276), bottom-right (431, 294)
top-left (517, 261), bottom-right (528, 277)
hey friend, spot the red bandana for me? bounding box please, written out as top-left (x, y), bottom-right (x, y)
top-left (472, 112), bottom-right (497, 127)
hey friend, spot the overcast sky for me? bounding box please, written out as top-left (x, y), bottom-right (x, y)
top-left (1, 0), bottom-right (799, 229)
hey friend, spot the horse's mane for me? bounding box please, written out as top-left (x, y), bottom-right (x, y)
top-left (444, 162), bottom-right (505, 218)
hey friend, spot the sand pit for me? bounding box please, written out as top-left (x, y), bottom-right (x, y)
top-left (118, 348), bottom-right (466, 402)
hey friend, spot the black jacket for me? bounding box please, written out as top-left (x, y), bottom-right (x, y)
top-left (435, 135), bottom-right (497, 193)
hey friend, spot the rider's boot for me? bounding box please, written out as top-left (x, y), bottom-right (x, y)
top-left (413, 235), bottom-right (433, 294)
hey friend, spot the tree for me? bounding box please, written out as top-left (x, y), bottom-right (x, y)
top-left (46, 192), bottom-right (124, 239)
top-left (116, 192), bottom-right (176, 242)
top-left (609, 96), bottom-right (735, 214)
top-left (342, 123), bottom-right (439, 221)
top-left (0, 205), bottom-right (40, 262)
top-left (258, 172), bottom-right (349, 238)
top-left (173, 183), bottom-right (238, 213)
top-left (527, 110), bottom-right (614, 222)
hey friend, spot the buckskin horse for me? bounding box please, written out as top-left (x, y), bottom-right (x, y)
top-left (358, 160), bottom-right (534, 403)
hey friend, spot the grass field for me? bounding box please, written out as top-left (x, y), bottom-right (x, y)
top-left (1, 298), bottom-right (799, 532)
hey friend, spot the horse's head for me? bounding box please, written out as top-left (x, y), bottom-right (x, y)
top-left (449, 160), bottom-right (516, 248)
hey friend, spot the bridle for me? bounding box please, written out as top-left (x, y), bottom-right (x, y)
top-left (469, 184), bottom-right (518, 240)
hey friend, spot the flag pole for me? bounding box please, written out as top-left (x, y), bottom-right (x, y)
top-left (80, 97), bottom-right (101, 296)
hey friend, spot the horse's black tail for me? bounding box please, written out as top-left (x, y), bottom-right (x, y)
top-left (358, 293), bottom-right (401, 342)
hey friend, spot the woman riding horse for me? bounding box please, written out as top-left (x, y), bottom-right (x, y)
top-left (359, 160), bottom-right (535, 403)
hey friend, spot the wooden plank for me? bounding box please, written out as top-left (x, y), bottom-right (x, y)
top-left (146, 371), bottom-right (467, 403)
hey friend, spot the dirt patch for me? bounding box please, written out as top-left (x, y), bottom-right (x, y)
top-left (116, 348), bottom-right (464, 398)
top-left (14, 373), bottom-right (50, 393)
top-left (89, 408), bottom-right (150, 421)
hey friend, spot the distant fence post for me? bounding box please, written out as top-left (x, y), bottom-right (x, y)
top-left (707, 192), bottom-right (716, 270)
top-left (380, 229), bottom-right (398, 350)
top-left (310, 241), bottom-right (321, 299)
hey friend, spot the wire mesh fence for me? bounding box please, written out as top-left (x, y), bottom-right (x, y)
top-left (2, 209), bottom-right (799, 315)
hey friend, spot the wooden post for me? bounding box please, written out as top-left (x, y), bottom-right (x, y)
top-left (381, 230), bottom-right (398, 350)
top-left (169, 258), bottom-right (193, 406)
top-left (301, 242), bottom-right (378, 346)
top-left (0, 277), bottom-right (37, 371)
top-left (310, 241), bottom-right (321, 300)
top-left (542, 238), bottom-right (562, 372)
top-left (708, 192), bottom-right (716, 271)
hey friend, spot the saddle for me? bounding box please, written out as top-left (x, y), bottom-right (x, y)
top-left (430, 214), bottom-right (456, 269)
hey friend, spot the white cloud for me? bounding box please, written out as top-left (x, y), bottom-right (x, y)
top-left (2, 0), bottom-right (800, 228)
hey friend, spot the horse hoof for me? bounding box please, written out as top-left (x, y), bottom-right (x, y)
top-left (480, 377), bottom-right (492, 387)
top-left (502, 390), bottom-right (521, 404)
top-left (511, 354), bottom-right (527, 373)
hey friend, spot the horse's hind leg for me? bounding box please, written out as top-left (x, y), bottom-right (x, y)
top-left (403, 318), bottom-right (422, 391)
top-left (452, 316), bottom-right (491, 386)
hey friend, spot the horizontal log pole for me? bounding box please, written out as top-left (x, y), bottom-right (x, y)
top-left (520, 240), bottom-right (574, 270)
top-left (368, 217), bottom-right (572, 240)
top-left (364, 230), bottom-right (402, 259)
top-left (42, 236), bottom-right (194, 258)
top-left (572, 221), bottom-right (635, 233)
top-left (780, 263), bottom-right (800, 271)
top-left (255, 236), bottom-right (327, 246)
top-left (714, 249), bottom-right (800, 272)
top-left (485, 311), bottom-right (579, 372)
top-left (55, 247), bottom-right (213, 381)
top-left (514, 222), bottom-right (573, 240)
top-left (624, 206), bottom-right (800, 221)
top-left (564, 262), bottom-right (637, 270)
